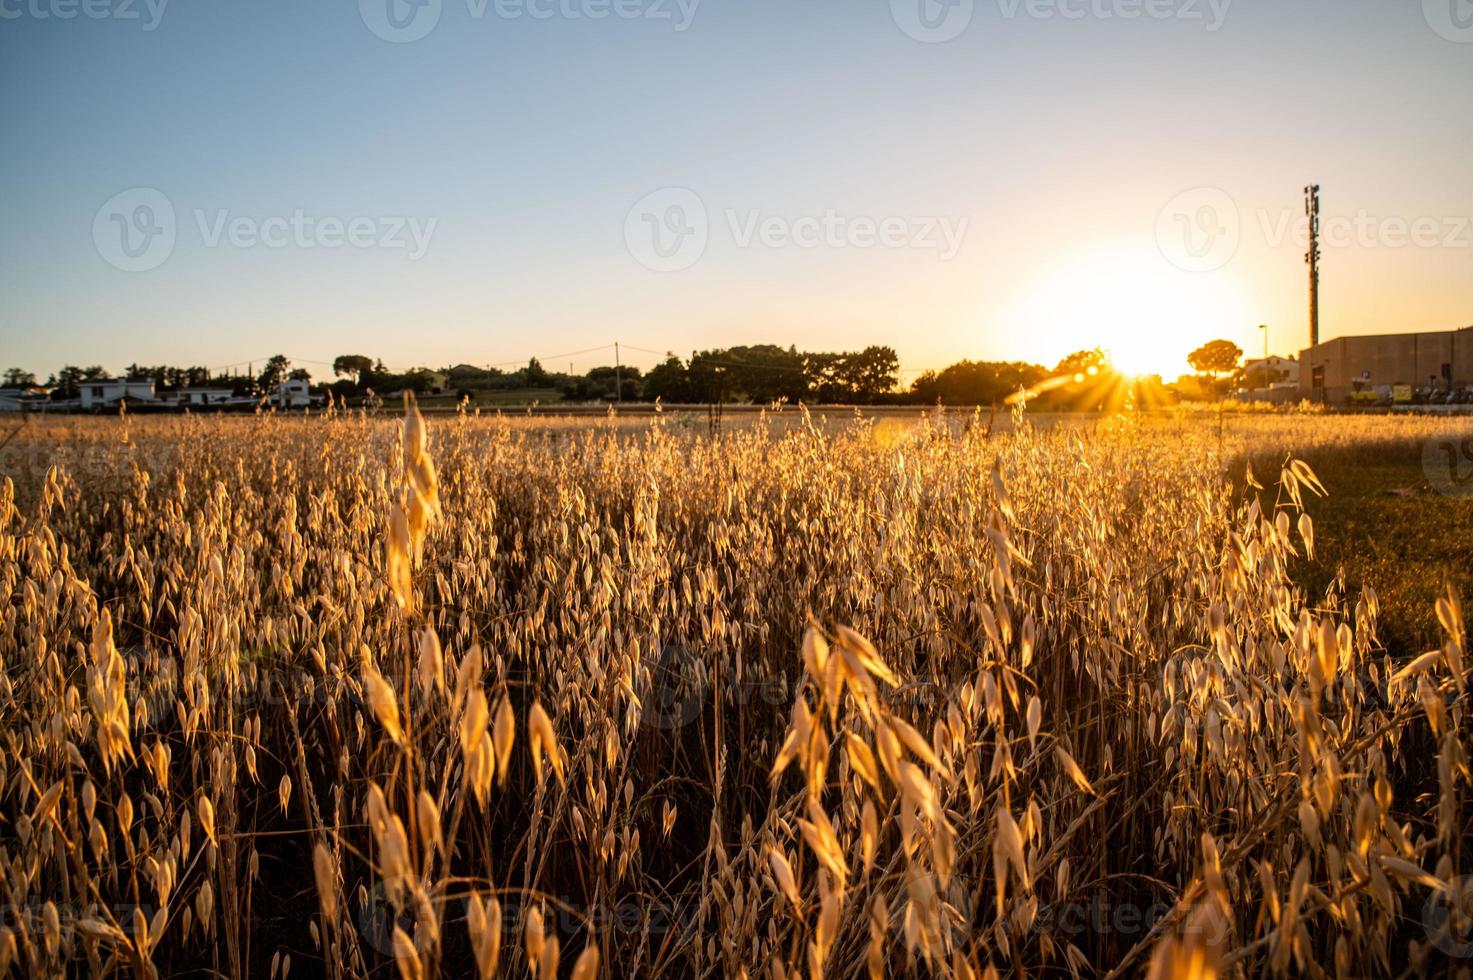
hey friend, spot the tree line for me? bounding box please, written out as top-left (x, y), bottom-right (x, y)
top-left (333, 345), bottom-right (1120, 407)
top-left (3, 357), bottom-right (310, 399)
top-left (5, 338), bottom-right (1259, 407)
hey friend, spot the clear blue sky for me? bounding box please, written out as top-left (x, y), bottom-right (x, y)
top-left (2, 0), bottom-right (1470, 381)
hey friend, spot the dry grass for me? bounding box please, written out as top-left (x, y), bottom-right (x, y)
top-left (0, 402), bottom-right (1470, 978)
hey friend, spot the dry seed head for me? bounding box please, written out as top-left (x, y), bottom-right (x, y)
top-left (363, 663), bottom-right (404, 744)
top-left (493, 697), bottom-right (515, 786)
top-left (528, 701), bottom-right (564, 786)
top-left (312, 842), bottom-right (338, 923)
top-left (570, 945), bottom-right (600, 980)
top-left (386, 503), bottom-right (414, 611)
top-left (768, 846), bottom-right (801, 912)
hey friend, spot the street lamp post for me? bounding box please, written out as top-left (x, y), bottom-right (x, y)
top-left (1259, 323), bottom-right (1268, 388)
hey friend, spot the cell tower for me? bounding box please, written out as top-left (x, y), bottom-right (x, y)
top-left (1305, 184), bottom-right (1321, 349)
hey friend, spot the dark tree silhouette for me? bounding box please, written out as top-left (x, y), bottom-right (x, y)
top-left (333, 355), bottom-right (375, 385)
top-left (257, 355), bottom-right (293, 391)
top-left (1188, 339), bottom-right (1243, 398)
top-left (1188, 339), bottom-right (1243, 377)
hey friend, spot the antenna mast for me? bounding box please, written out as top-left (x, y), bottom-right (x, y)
top-left (1305, 184), bottom-right (1321, 349)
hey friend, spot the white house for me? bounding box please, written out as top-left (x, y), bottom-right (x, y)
top-left (273, 379), bottom-right (312, 409)
top-left (176, 387), bottom-right (236, 407)
top-left (0, 386), bottom-right (48, 412)
top-left (1243, 355), bottom-right (1298, 374)
top-left (80, 379), bottom-right (158, 410)
top-left (1242, 356), bottom-right (1299, 389)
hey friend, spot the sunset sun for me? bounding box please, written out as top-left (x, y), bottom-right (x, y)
top-left (1006, 245), bottom-right (1251, 379)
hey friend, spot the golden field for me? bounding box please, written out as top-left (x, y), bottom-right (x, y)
top-left (0, 405), bottom-right (1471, 978)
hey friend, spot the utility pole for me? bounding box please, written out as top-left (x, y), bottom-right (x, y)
top-left (1259, 323), bottom-right (1268, 388)
top-left (614, 342), bottom-right (622, 405)
top-left (1305, 185), bottom-right (1320, 350)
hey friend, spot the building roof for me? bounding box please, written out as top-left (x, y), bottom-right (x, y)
top-left (1308, 325), bottom-right (1473, 347)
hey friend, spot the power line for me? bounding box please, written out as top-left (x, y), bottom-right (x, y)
top-left (478, 342), bottom-right (618, 369)
top-left (619, 343), bottom-right (676, 358)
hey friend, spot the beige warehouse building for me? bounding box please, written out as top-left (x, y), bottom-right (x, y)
top-left (1299, 325), bottom-right (1473, 396)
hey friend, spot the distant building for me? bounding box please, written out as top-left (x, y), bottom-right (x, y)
top-left (176, 387), bottom-right (237, 407)
top-left (80, 379), bottom-right (158, 410)
top-left (273, 379), bottom-right (312, 408)
top-left (0, 386), bottom-right (49, 412)
top-left (1242, 355), bottom-right (1299, 389)
top-left (1300, 326), bottom-right (1473, 397)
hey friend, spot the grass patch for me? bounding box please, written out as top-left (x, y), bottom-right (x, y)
top-left (1280, 441), bottom-right (1472, 655)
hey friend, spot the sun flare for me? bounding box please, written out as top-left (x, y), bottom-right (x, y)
top-left (1004, 245), bottom-right (1251, 379)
